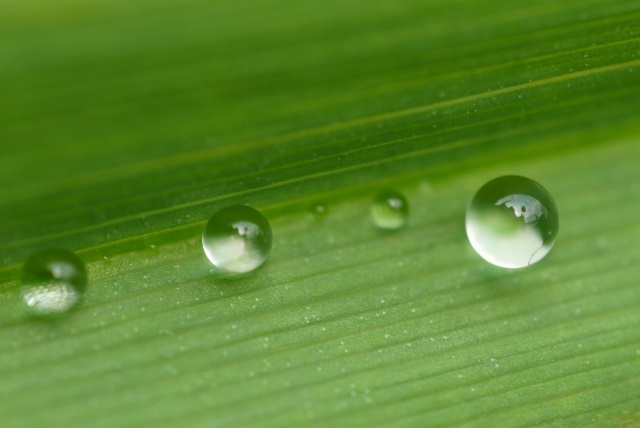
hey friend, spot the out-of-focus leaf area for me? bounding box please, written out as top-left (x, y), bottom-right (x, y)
top-left (1, 0), bottom-right (639, 427)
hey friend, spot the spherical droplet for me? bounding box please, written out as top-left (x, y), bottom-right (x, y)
top-left (202, 205), bottom-right (272, 273)
top-left (371, 190), bottom-right (409, 230)
top-left (466, 176), bottom-right (559, 268)
top-left (20, 249), bottom-right (87, 315)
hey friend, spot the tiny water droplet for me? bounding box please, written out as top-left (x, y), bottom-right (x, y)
top-left (371, 190), bottom-right (409, 230)
top-left (309, 202), bottom-right (328, 220)
top-left (20, 249), bottom-right (87, 315)
top-left (466, 176), bottom-right (559, 268)
top-left (202, 205), bottom-right (272, 273)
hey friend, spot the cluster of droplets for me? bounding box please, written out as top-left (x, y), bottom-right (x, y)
top-left (17, 175), bottom-right (559, 315)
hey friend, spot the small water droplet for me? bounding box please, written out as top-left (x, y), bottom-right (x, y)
top-left (20, 249), bottom-right (87, 315)
top-left (309, 202), bottom-right (328, 220)
top-left (371, 190), bottom-right (409, 230)
top-left (466, 176), bottom-right (559, 268)
top-left (202, 205), bottom-right (272, 273)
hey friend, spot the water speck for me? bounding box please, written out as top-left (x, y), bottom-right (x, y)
top-left (202, 205), bottom-right (272, 273)
top-left (309, 203), bottom-right (328, 220)
top-left (20, 248), bottom-right (87, 315)
top-left (465, 176), bottom-right (559, 268)
top-left (371, 190), bottom-right (409, 230)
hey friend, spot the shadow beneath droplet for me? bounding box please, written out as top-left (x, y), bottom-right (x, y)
top-left (471, 263), bottom-right (532, 297)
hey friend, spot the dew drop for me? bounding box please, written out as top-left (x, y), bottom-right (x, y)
top-left (466, 176), bottom-right (559, 268)
top-left (20, 249), bottom-right (87, 315)
top-left (309, 202), bottom-right (328, 220)
top-left (202, 205), bottom-right (272, 273)
top-left (371, 190), bottom-right (409, 230)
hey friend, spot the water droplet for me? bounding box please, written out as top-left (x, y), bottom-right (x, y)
top-left (309, 202), bottom-right (328, 220)
top-left (202, 205), bottom-right (272, 273)
top-left (371, 190), bottom-right (409, 230)
top-left (466, 176), bottom-right (559, 268)
top-left (20, 249), bottom-right (87, 315)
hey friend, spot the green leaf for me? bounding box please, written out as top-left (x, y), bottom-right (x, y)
top-left (1, 0), bottom-right (640, 427)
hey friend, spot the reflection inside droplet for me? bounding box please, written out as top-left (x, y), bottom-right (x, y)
top-left (20, 249), bottom-right (87, 315)
top-left (22, 281), bottom-right (81, 314)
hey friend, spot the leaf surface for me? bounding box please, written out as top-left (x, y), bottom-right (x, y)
top-left (1, 1), bottom-right (640, 427)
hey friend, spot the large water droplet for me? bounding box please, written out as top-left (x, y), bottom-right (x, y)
top-left (202, 205), bottom-right (272, 273)
top-left (466, 175), bottom-right (559, 268)
top-left (371, 190), bottom-right (409, 230)
top-left (20, 249), bottom-right (87, 315)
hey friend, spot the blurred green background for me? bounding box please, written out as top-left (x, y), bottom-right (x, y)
top-left (1, 0), bottom-right (639, 427)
